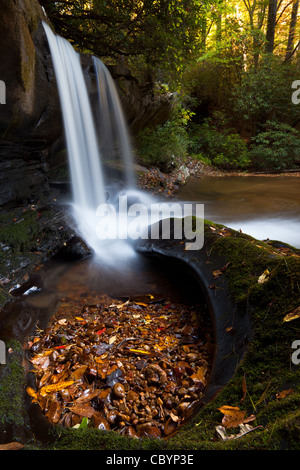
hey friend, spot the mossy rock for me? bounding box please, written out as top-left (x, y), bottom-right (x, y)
top-left (1, 219), bottom-right (300, 450)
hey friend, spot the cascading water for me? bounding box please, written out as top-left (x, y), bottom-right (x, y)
top-left (92, 57), bottom-right (135, 190)
top-left (43, 23), bottom-right (106, 211)
top-left (43, 22), bottom-right (150, 263)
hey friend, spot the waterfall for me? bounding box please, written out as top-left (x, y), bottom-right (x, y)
top-left (43, 22), bottom-right (142, 262)
top-left (93, 57), bottom-right (135, 189)
top-left (43, 22), bottom-right (106, 211)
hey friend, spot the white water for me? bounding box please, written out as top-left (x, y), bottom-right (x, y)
top-left (43, 22), bottom-right (106, 211)
top-left (93, 57), bottom-right (135, 189)
top-left (44, 24), bottom-right (203, 263)
top-left (43, 23), bottom-right (147, 263)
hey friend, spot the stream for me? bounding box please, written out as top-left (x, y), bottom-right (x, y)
top-left (178, 175), bottom-right (300, 248)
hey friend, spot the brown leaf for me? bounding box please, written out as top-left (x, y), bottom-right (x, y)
top-left (241, 375), bottom-right (247, 402)
top-left (75, 389), bottom-right (101, 404)
top-left (218, 406), bottom-right (245, 428)
top-left (26, 386), bottom-right (38, 402)
top-left (191, 366), bottom-right (207, 384)
top-left (68, 403), bottom-right (96, 418)
top-left (69, 365), bottom-right (88, 381)
top-left (0, 442), bottom-right (25, 450)
top-left (276, 389), bottom-right (294, 399)
top-left (45, 400), bottom-right (62, 424)
top-left (30, 355), bottom-right (50, 370)
top-left (40, 380), bottom-right (75, 396)
top-left (219, 405), bottom-right (256, 429)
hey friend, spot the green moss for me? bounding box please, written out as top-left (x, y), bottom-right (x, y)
top-left (0, 340), bottom-right (28, 441)
top-left (0, 210), bottom-right (40, 252)
top-left (160, 227), bottom-right (300, 450)
top-left (1, 214), bottom-right (299, 449)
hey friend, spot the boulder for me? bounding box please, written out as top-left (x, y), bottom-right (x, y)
top-left (0, 0), bottom-right (61, 142)
top-left (0, 0), bottom-right (62, 205)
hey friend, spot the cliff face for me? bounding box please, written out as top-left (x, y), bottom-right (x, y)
top-left (0, 1), bottom-right (173, 206)
top-left (0, 0), bottom-right (62, 206)
top-left (0, 0), bottom-right (60, 142)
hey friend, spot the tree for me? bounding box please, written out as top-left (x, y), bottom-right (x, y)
top-left (40, 0), bottom-right (205, 82)
top-left (265, 0), bottom-right (278, 52)
top-left (285, 0), bottom-right (300, 60)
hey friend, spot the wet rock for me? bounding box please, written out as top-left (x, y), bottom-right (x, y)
top-left (56, 236), bottom-right (92, 261)
top-left (113, 383), bottom-right (126, 399)
top-left (91, 413), bottom-right (111, 431)
top-left (145, 364), bottom-right (167, 385)
top-left (175, 165), bottom-right (190, 185)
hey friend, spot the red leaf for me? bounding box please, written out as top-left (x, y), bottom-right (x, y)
top-left (96, 327), bottom-right (106, 335)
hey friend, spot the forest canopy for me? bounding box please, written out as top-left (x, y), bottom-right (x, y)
top-left (41, 0), bottom-right (300, 172)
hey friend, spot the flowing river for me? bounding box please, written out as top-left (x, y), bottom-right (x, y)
top-left (178, 175), bottom-right (300, 248)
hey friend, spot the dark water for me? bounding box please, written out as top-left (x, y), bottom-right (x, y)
top-left (21, 253), bottom-right (207, 334)
top-left (178, 176), bottom-right (300, 248)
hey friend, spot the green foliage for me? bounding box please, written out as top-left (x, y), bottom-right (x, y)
top-left (249, 121), bottom-right (300, 171)
top-left (136, 102), bottom-right (192, 171)
top-left (188, 119), bottom-right (250, 170)
top-left (231, 56), bottom-right (300, 130)
top-left (41, 0), bottom-right (205, 80)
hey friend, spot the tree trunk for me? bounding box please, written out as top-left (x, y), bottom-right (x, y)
top-left (265, 0), bottom-right (278, 53)
top-left (285, 0), bottom-right (299, 60)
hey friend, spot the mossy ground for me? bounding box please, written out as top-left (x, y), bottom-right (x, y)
top-left (0, 218), bottom-right (299, 450)
top-left (0, 204), bottom-right (71, 307)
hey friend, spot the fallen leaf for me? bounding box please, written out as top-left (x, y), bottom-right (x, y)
top-left (108, 335), bottom-right (117, 344)
top-left (191, 366), bottom-right (207, 384)
top-left (213, 262), bottom-right (231, 279)
top-left (213, 269), bottom-right (223, 279)
top-left (216, 423), bottom-right (263, 441)
top-left (95, 327), bottom-right (106, 335)
top-left (68, 403), bottom-right (95, 418)
top-left (218, 405), bottom-right (247, 428)
top-left (276, 389), bottom-right (294, 399)
top-left (75, 390), bottom-right (101, 404)
top-left (170, 411), bottom-right (179, 422)
top-left (258, 269), bottom-right (270, 284)
top-left (45, 400), bottom-right (62, 423)
top-left (128, 348), bottom-right (151, 355)
top-left (0, 442), bottom-right (25, 450)
top-left (283, 306), bottom-right (300, 323)
top-left (69, 365), bottom-right (88, 381)
top-left (26, 386), bottom-right (38, 402)
top-left (30, 355), bottom-right (50, 370)
top-left (40, 380), bottom-right (75, 396)
top-left (108, 300), bottom-right (129, 309)
top-left (241, 375), bottom-right (247, 402)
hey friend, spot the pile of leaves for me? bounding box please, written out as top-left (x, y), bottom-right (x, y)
top-left (27, 294), bottom-right (214, 439)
